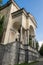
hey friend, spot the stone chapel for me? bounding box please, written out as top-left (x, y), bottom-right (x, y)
top-left (0, 0), bottom-right (39, 65)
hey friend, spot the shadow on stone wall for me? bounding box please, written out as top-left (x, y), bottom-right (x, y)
top-left (0, 41), bottom-right (39, 65)
top-left (0, 44), bottom-right (5, 65)
top-left (0, 41), bottom-right (19, 65)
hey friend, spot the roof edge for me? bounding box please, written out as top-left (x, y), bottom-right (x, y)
top-left (11, 8), bottom-right (28, 17)
top-left (28, 13), bottom-right (37, 28)
top-left (0, 0), bottom-right (20, 11)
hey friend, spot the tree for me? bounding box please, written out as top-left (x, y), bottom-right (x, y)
top-left (0, 0), bottom-right (4, 43)
top-left (0, 0), bottom-right (2, 4)
top-left (0, 0), bottom-right (2, 3)
top-left (0, 0), bottom-right (2, 10)
top-left (0, 16), bottom-right (4, 42)
top-left (0, 0), bottom-right (2, 6)
top-left (39, 44), bottom-right (43, 56)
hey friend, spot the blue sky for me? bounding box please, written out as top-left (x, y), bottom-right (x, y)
top-left (3, 0), bottom-right (43, 42)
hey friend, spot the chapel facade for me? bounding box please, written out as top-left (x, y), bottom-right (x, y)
top-left (0, 0), bottom-right (39, 65)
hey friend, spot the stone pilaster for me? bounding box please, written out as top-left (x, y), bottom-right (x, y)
top-left (24, 30), bottom-right (27, 44)
top-left (20, 25), bottom-right (22, 42)
top-left (32, 35), bottom-right (36, 48)
top-left (32, 38), bottom-right (33, 47)
top-left (24, 29), bottom-right (29, 63)
top-left (34, 39), bottom-right (36, 49)
top-left (27, 29), bottom-right (29, 44)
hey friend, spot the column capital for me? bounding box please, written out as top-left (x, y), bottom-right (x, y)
top-left (31, 34), bottom-right (35, 38)
top-left (27, 29), bottom-right (29, 31)
top-left (25, 29), bottom-right (29, 31)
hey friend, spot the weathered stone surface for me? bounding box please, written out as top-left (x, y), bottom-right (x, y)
top-left (0, 42), bottom-right (18, 65)
top-left (0, 41), bottom-right (39, 65)
top-left (0, 44), bottom-right (5, 65)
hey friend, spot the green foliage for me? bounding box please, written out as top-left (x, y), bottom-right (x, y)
top-left (0, 0), bottom-right (2, 9)
top-left (0, 16), bottom-right (4, 42)
top-left (0, 0), bottom-right (2, 2)
top-left (39, 44), bottom-right (43, 56)
top-left (16, 61), bottom-right (39, 65)
top-left (0, 0), bottom-right (2, 3)
top-left (0, 0), bottom-right (2, 6)
top-left (36, 41), bottom-right (39, 51)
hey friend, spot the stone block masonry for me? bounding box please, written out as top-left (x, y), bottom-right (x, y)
top-left (0, 41), bottom-right (39, 65)
top-left (0, 41), bottom-right (19, 65)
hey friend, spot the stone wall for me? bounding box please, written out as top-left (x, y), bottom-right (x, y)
top-left (0, 44), bottom-right (5, 65)
top-left (0, 41), bottom-right (19, 65)
top-left (0, 41), bottom-right (39, 65)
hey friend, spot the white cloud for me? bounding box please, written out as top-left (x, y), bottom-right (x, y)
top-left (38, 40), bottom-right (43, 50)
top-left (39, 40), bottom-right (43, 47)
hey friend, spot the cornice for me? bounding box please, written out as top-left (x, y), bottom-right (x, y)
top-left (11, 8), bottom-right (37, 28)
top-left (28, 13), bottom-right (37, 28)
top-left (0, 0), bottom-right (20, 11)
top-left (0, 1), bottom-right (12, 11)
top-left (11, 8), bottom-right (28, 18)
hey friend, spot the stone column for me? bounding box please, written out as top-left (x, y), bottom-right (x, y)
top-left (32, 38), bottom-right (33, 47)
top-left (20, 25), bottom-right (22, 42)
top-left (27, 29), bottom-right (29, 44)
top-left (24, 29), bottom-right (29, 63)
top-left (32, 36), bottom-right (35, 47)
top-left (32, 35), bottom-right (36, 48)
top-left (24, 30), bottom-right (27, 44)
top-left (34, 39), bottom-right (36, 49)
